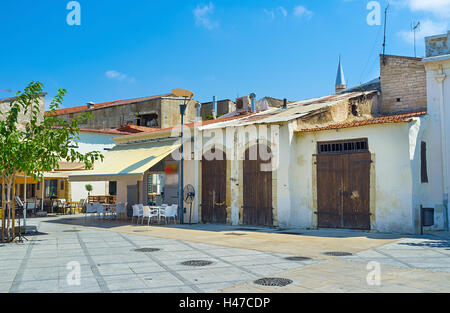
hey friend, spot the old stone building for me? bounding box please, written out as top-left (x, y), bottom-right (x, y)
top-left (200, 99), bottom-right (235, 120)
top-left (51, 93), bottom-right (198, 130)
top-left (0, 93), bottom-right (46, 125)
top-left (380, 55), bottom-right (427, 114)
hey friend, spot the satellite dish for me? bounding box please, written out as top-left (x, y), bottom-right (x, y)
top-left (172, 89), bottom-right (194, 99)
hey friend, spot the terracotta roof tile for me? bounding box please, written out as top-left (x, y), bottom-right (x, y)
top-left (117, 124), bottom-right (158, 133)
top-left (296, 110), bottom-right (427, 133)
top-left (121, 113), bottom-right (255, 137)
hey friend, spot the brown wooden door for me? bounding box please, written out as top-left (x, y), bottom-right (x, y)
top-left (317, 152), bottom-right (371, 230)
top-left (243, 145), bottom-right (273, 226)
top-left (202, 150), bottom-right (227, 224)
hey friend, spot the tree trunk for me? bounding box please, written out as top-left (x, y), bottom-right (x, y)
top-left (1, 174), bottom-right (5, 243)
top-left (12, 177), bottom-right (16, 241)
top-left (6, 179), bottom-right (12, 242)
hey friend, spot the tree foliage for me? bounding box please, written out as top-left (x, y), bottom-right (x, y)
top-left (0, 81), bottom-right (103, 181)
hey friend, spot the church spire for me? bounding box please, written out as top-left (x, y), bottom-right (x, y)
top-left (335, 56), bottom-right (347, 93)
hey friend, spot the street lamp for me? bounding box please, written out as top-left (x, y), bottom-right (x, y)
top-left (172, 89), bottom-right (194, 224)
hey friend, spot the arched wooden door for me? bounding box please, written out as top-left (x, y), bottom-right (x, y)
top-left (243, 144), bottom-right (273, 226)
top-left (201, 149), bottom-right (227, 224)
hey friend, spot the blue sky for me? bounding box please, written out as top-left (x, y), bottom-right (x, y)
top-left (0, 0), bottom-right (449, 108)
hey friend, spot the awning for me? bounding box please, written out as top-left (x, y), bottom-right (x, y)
top-left (69, 140), bottom-right (180, 182)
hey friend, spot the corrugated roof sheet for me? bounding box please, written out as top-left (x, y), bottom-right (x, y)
top-left (200, 91), bottom-right (378, 130)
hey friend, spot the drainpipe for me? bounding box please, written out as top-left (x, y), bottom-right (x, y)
top-left (212, 96), bottom-right (217, 119)
top-left (436, 70), bottom-right (448, 231)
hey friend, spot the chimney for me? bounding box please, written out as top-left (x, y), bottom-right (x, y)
top-left (249, 93), bottom-right (256, 113)
top-left (283, 99), bottom-right (287, 110)
top-left (212, 96), bottom-right (217, 119)
top-left (87, 102), bottom-right (95, 109)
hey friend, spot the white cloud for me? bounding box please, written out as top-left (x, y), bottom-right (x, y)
top-left (193, 2), bottom-right (218, 30)
top-left (398, 19), bottom-right (448, 45)
top-left (264, 6), bottom-right (288, 20)
top-left (402, 0), bottom-right (450, 19)
top-left (293, 5), bottom-right (314, 20)
top-left (105, 70), bottom-right (135, 83)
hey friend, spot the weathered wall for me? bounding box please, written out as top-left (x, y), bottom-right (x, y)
top-left (380, 55), bottom-right (427, 114)
top-left (57, 97), bottom-right (197, 130)
top-left (160, 98), bottom-right (197, 129)
top-left (0, 94), bottom-right (45, 125)
top-left (426, 31), bottom-right (450, 57)
top-left (423, 55), bottom-right (450, 230)
top-left (200, 100), bottom-right (235, 120)
top-left (293, 123), bottom-right (417, 234)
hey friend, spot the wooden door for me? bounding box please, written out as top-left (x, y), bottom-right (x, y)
top-left (317, 147), bottom-right (371, 230)
top-left (342, 153), bottom-right (371, 230)
top-left (201, 150), bottom-right (227, 224)
top-left (243, 144), bottom-right (273, 226)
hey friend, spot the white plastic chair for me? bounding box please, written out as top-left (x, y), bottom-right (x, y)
top-left (85, 203), bottom-right (97, 219)
top-left (94, 202), bottom-right (105, 219)
top-left (142, 206), bottom-right (159, 225)
top-left (162, 204), bottom-right (178, 224)
top-left (115, 202), bottom-right (124, 220)
top-left (131, 204), bottom-right (143, 224)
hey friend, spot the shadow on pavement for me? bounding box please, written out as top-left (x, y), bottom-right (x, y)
top-left (39, 215), bottom-right (409, 240)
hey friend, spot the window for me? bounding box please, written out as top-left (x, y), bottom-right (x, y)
top-left (60, 180), bottom-right (65, 190)
top-left (109, 181), bottom-right (117, 196)
top-left (45, 180), bottom-right (58, 198)
top-left (138, 114), bottom-right (159, 127)
top-left (421, 142), bottom-right (429, 183)
top-left (318, 139), bottom-right (369, 155)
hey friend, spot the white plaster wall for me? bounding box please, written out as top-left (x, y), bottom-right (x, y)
top-left (70, 181), bottom-right (108, 202)
top-left (293, 123), bottom-right (416, 234)
top-left (424, 58), bottom-right (450, 230)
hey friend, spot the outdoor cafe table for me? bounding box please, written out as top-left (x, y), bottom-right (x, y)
top-left (149, 206), bottom-right (165, 224)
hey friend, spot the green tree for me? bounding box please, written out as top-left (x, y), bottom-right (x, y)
top-left (85, 184), bottom-right (93, 197)
top-left (0, 82), bottom-right (103, 242)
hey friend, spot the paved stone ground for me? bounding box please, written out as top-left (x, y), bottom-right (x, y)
top-left (0, 217), bottom-right (315, 293)
top-left (1, 216), bottom-right (449, 293)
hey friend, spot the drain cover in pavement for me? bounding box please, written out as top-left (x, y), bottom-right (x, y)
top-left (134, 248), bottom-right (161, 253)
top-left (133, 230), bottom-right (151, 233)
top-left (323, 251), bottom-right (353, 257)
top-left (284, 256), bottom-right (312, 261)
top-left (254, 278), bottom-right (293, 287)
top-left (181, 260), bottom-right (213, 267)
top-left (62, 230), bottom-right (81, 233)
top-left (224, 233), bottom-right (246, 236)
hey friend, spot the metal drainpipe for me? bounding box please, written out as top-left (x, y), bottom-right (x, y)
top-left (436, 71), bottom-right (448, 231)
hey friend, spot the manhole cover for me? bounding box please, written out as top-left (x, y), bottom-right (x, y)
top-left (181, 260), bottom-right (213, 267)
top-left (134, 248), bottom-right (161, 253)
top-left (323, 251), bottom-right (353, 257)
top-left (62, 230), bottom-right (81, 233)
top-left (254, 278), bottom-right (293, 287)
top-left (224, 233), bottom-right (246, 236)
top-left (285, 256), bottom-right (312, 261)
top-left (133, 230), bottom-right (151, 233)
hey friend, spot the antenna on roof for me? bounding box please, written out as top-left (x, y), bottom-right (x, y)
top-left (0, 89), bottom-right (12, 93)
top-left (411, 21), bottom-right (421, 57)
top-left (382, 3), bottom-right (390, 65)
